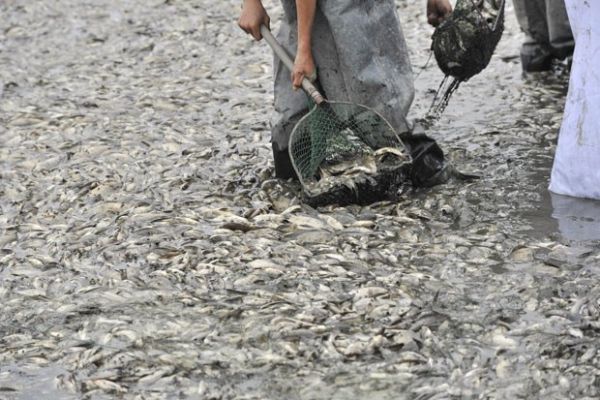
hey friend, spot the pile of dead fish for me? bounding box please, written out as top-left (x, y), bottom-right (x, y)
top-left (1, 0), bottom-right (599, 399)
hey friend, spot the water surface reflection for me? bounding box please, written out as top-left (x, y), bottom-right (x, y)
top-left (550, 192), bottom-right (600, 242)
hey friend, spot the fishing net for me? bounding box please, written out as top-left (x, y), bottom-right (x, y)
top-left (303, 161), bottom-right (411, 207)
top-left (430, 0), bottom-right (505, 114)
top-left (288, 100), bottom-right (409, 197)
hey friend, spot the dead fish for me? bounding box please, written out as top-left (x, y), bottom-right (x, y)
top-left (307, 146), bottom-right (409, 195)
top-left (373, 146), bottom-right (409, 162)
top-left (300, 144), bottom-right (410, 206)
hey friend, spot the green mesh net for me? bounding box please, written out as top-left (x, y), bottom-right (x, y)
top-left (288, 101), bottom-right (408, 196)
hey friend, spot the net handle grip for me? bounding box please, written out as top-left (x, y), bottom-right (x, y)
top-left (260, 25), bottom-right (324, 105)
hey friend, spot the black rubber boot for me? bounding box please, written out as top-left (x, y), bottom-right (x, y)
top-left (272, 142), bottom-right (298, 180)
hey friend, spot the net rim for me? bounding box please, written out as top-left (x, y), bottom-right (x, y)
top-left (287, 100), bottom-right (410, 195)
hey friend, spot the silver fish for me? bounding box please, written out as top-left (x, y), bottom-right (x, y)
top-left (307, 146), bottom-right (409, 195)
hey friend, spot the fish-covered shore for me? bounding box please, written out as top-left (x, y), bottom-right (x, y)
top-left (1, 1), bottom-right (599, 399)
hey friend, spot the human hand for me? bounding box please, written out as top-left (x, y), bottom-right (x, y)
top-left (427, 0), bottom-right (452, 27)
top-left (238, 0), bottom-right (270, 40)
top-left (291, 51), bottom-right (316, 90)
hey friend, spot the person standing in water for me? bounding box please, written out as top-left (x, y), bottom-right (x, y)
top-left (238, 0), bottom-right (453, 179)
top-left (512, 0), bottom-right (574, 72)
top-left (549, 0), bottom-right (600, 200)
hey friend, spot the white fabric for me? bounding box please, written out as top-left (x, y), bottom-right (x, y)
top-left (549, 0), bottom-right (600, 200)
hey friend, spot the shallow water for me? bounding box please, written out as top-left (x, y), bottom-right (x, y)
top-left (1, 1), bottom-right (600, 399)
top-left (519, 159), bottom-right (600, 243)
top-left (0, 364), bottom-right (76, 400)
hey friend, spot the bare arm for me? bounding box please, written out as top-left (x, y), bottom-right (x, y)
top-left (238, 0), bottom-right (270, 40)
top-left (292, 0), bottom-right (317, 89)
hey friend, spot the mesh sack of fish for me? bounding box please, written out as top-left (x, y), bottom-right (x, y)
top-left (430, 0), bottom-right (506, 113)
top-left (288, 102), bottom-right (413, 207)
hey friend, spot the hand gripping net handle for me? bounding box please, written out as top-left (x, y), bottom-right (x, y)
top-left (259, 25), bottom-right (324, 105)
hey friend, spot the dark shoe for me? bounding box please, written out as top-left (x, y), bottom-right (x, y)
top-left (521, 50), bottom-right (553, 72)
top-left (520, 40), bottom-right (554, 72)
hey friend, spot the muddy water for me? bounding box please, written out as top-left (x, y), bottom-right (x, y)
top-left (1, 0), bottom-right (600, 399)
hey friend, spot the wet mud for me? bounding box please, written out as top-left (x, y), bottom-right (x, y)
top-left (1, 1), bottom-right (599, 399)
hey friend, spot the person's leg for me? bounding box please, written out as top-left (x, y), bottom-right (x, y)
top-left (270, 1), bottom-right (309, 180)
top-left (317, 0), bottom-right (414, 134)
top-left (513, 0), bottom-right (553, 72)
top-left (545, 0), bottom-right (574, 61)
top-left (272, 0), bottom-right (415, 179)
top-left (271, 0), bottom-right (346, 180)
top-left (271, 66), bottom-right (307, 180)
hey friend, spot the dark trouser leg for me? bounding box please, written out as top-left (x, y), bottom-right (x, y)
top-left (545, 0), bottom-right (574, 60)
top-left (271, 0), bottom-right (322, 181)
top-left (513, 0), bottom-right (573, 71)
top-left (513, 0), bottom-right (553, 71)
